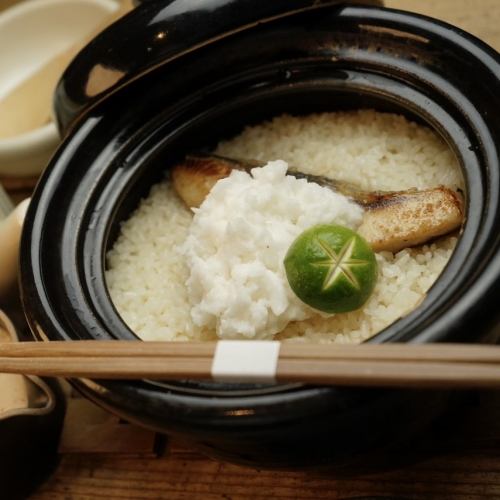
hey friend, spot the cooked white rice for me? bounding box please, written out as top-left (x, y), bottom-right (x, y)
top-left (106, 110), bottom-right (462, 344)
top-left (180, 160), bottom-right (364, 340)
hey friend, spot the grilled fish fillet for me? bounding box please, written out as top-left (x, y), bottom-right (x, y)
top-left (171, 154), bottom-right (464, 253)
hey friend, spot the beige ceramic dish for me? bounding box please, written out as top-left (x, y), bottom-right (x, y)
top-left (0, 310), bottom-right (54, 421)
top-left (0, 0), bottom-right (121, 177)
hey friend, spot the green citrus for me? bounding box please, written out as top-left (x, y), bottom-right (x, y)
top-left (284, 224), bottom-right (378, 313)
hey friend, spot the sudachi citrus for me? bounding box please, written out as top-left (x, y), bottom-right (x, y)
top-left (284, 224), bottom-right (378, 313)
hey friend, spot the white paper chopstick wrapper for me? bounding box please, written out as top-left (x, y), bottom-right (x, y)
top-left (211, 341), bottom-right (281, 383)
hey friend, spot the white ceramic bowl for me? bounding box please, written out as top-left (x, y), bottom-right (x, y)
top-left (0, 0), bottom-right (120, 177)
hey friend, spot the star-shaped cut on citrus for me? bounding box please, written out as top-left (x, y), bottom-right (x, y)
top-left (312, 236), bottom-right (369, 291)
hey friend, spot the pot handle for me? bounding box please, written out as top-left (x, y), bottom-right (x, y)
top-left (54, 0), bottom-right (383, 135)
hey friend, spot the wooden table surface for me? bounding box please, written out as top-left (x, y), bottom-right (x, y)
top-left (28, 1), bottom-right (500, 499)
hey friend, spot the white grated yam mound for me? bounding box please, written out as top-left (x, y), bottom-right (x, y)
top-left (106, 110), bottom-right (462, 343)
top-left (180, 160), bottom-right (363, 339)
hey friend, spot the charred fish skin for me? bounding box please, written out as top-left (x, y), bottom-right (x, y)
top-left (357, 187), bottom-right (463, 252)
top-left (171, 156), bottom-right (233, 210)
top-left (176, 154), bottom-right (387, 206)
top-left (171, 154), bottom-right (464, 253)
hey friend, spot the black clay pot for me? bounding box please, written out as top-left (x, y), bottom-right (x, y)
top-left (20, 0), bottom-right (500, 469)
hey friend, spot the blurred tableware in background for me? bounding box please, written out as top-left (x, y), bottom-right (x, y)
top-left (0, 184), bottom-right (63, 500)
top-left (0, 310), bottom-right (54, 421)
top-left (0, 1), bottom-right (132, 497)
top-left (0, 308), bottom-right (64, 500)
top-left (0, 191), bottom-right (29, 296)
top-left (0, 181), bottom-right (13, 216)
top-left (0, 0), bottom-right (124, 178)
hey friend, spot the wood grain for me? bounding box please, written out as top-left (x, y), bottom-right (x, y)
top-left (31, 387), bottom-right (500, 499)
top-left (30, 454), bottom-right (500, 500)
top-left (29, 1), bottom-right (500, 499)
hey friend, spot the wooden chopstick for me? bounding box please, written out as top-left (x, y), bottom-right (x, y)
top-left (1, 341), bottom-right (500, 388)
top-left (2, 341), bottom-right (500, 361)
top-left (1, 356), bottom-right (500, 388)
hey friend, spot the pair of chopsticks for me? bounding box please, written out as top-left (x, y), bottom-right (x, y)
top-left (0, 340), bottom-right (500, 388)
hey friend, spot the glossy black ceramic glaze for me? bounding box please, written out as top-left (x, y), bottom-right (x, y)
top-left (21, 1), bottom-right (500, 468)
top-left (55, 0), bottom-right (382, 133)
